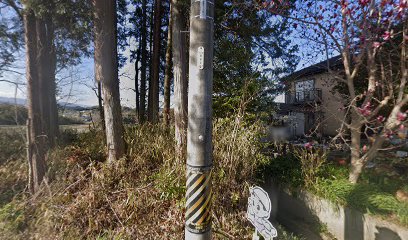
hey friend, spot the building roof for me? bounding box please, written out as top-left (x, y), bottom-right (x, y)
top-left (283, 55), bottom-right (343, 81)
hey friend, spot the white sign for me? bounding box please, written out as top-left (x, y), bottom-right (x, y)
top-left (247, 186), bottom-right (277, 240)
top-left (198, 46), bottom-right (205, 69)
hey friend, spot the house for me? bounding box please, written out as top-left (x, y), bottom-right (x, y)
top-left (281, 56), bottom-right (346, 138)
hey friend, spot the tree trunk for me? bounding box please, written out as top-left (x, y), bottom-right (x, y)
top-left (24, 10), bottom-right (46, 193)
top-left (93, 0), bottom-right (126, 162)
top-left (172, 0), bottom-right (188, 158)
top-left (349, 99), bottom-right (406, 183)
top-left (36, 18), bottom-right (51, 149)
top-left (147, 2), bottom-right (155, 122)
top-left (349, 119), bottom-right (363, 184)
top-left (97, 81), bottom-right (105, 131)
top-left (163, 4), bottom-right (173, 127)
top-left (135, 45), bottom-right (141, 119)
top-left (148, 0), bottom-right (162, 124)
top-left (46, 16), bottom-right (59, 148)
top-left (35, 14), bottom-right (59, 149)
top-left (140, 0), bottom-right (147, 123)
top-left (48, 48), bottom-right (59, 147)
top-left (26, 119), bottom-right (33, 192)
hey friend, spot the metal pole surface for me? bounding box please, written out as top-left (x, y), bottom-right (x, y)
top-left (185, 0), bottom-right (214, 239)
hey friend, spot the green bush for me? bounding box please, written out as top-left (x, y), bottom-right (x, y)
top-left (0, 200), bottom-right (30, 240)
top-left (58, 115), bottom-right (85, 125)
top-left (294, 147), bottom-right (327, 188)
top-left (261, 142), bottom-right (408, 227)
top-left (315, 179), bottom-right (408, 226)
top-left (0, 129), bottom-right (25, 165)
top-left (258, 153), bottom-right (303, 187)
top-left (0, 104), bottom-right (27, 125)
top-left (58, 128), bottom-right (80, 146)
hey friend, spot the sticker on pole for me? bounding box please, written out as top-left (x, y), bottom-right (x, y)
top-left (198, 46), bottom-right (205, 70)
top-left (199, 0), bottom-right (207, 19)
top-left (247, 186), bottom-right (277, 240)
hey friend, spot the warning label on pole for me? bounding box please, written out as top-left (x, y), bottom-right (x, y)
top-left (185, 168), bottom-right (212, 233)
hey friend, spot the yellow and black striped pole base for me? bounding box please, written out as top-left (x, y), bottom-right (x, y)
top-left (185, 166), bottom-right (212, 234)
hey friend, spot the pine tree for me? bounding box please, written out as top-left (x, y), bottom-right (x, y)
top-left (163, 3), bottom-right (173, 126)
top-left (171, 0), bottom-right (188, 158)
top-left (24, 9), bottom-right (46, 193)
top-left (93, 0), bottom-right (126, 162)
top-left (147, 0), bottom-right (162, 123)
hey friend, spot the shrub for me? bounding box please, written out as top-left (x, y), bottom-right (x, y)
top-left (0, 118), bottom-right (305, 239)
top-left (211, 117), bottom-right (269, 235)
top-left (260, 153), bottom-right (303, 187)
top-left (0, 129), bottom-right (25, 165)
top-left (293, 146), bottom-right (327, 188)
top-left (260, 141), bottom-right (408, 227)
top-left (58, 115), bottom-right (85, 125)
top-left (58, 128), bottom-right (80, 147)
top-left (0, 202), bottom-right (28, 238)
top-left (315, 179), bottom-right (408, 226)
top-left (0, 104), bottom-right (27, 125)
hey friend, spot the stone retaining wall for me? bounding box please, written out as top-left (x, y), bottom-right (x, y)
top-left (264, 181), bottom-right (408, 240)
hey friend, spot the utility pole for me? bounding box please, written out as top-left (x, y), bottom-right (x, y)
top-left (185, 0), bottom-right (214, 239)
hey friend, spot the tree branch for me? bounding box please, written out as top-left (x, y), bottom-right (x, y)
top-left (0, 79), bottom-right (25, 85)
top-left (3, 0), bottom-right (23, 21)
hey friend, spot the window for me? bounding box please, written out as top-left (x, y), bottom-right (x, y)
top-left (295, 80), bottom-right (314, 101)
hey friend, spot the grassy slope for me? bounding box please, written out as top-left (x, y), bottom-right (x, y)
top-left (0, 120), bottom-right (302, 240)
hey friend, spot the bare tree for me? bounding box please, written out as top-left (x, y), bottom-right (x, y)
top-left (84, 80), bottom-right (105, 130)
top-left (93, 0), bottom-right (126, 162)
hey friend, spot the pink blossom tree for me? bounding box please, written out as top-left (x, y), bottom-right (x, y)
top-left (258, 0), bottom-right (407, 183)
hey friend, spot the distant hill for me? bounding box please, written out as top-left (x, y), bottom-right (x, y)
top-left (0, 97), bottom-right (26, 106)
top-left (58, 102), bottom-right (93, 111)
top-left (0, 103), bottom-right (87, 125)
top-left (0, 96), bottom-right (92, 110)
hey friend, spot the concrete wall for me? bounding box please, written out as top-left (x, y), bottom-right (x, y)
top-left (288, 72), bottom-right (346, 136)
top-left (265, 182), bottom-right (408, 240)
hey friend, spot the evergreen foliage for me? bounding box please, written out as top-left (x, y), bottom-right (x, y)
top-left (213, 1), bottom-right (299, 118)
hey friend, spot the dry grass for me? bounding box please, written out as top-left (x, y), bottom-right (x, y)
top-left (0, 120), bottom-right (297, 240)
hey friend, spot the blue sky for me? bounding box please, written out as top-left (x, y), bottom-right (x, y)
top-left (0, 41), bottom-right (324, 107)
top-left (0, 3), bottom-right (331, 108)
top-left (0, 5), bottom-right (140, 108)
top-left (0, 42), bottom-right (139, 108)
